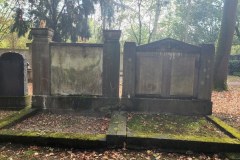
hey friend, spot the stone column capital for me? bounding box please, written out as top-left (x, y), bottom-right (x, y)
top-left (31, 28), bottom-right (54, 40)
top-left (103, 30), bottom-right (121, 41)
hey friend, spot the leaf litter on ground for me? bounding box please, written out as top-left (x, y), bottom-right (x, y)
top-left (1, 76), bottom-right (240, 159)
top-left (0, 111), bottom-right (17, 121)
top-left (10, 112), bottom-right (110, 134)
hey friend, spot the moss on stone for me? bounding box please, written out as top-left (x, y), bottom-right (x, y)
top-left (0, 95), bottom-right (32, 107)
top-left (129, 132), bottom-right (240, 144)
top-left (127, 113), bottom-right (240, 145)
top-left (225, 153), bottom-right (240, 159)
top-left (208, 116), bottom-right (240, 140)
top-left (0, 129), bottom-right (106, 140)
top-left (0, 106), bottom-right (36, 129)
top-left (127, 114), bottom-right (228, 138)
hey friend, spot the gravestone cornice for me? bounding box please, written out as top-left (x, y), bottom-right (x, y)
top-left (31, 28), bottom-right (54, 39)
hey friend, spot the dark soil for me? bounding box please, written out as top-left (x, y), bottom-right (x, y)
top-left (10, 112), bottom-right (110, 134)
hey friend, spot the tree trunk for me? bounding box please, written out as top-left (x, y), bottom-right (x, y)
top-left (214, 0), bottom-right (238, 90)
top-left (137, 0), bottom-right (142, 45)
top-left (148, 0), bottom-right (161, 43)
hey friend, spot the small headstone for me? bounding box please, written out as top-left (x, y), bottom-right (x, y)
top-left (0, 52), bottom-right (27, 96)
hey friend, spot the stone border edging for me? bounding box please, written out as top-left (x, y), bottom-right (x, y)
top-left (0, 96), bottom-right (31, 109)
top-left (0, 109), bottom-right (239, 152)
top-left (207, 116), bottom-right (240, 140)
top-left (106, 111), bottom-right (127, 148)
top-left (0, 106), bottom-right (37, 129)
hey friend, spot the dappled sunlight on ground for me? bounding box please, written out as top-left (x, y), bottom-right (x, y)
top-left (212, 76), bottom-right (240, 116)
top-left (28, 83), bottom-right (32, 95)
top-left (212, 76), bottom-right (240, 130)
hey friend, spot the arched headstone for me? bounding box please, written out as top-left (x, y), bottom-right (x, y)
top-left (0, 52), bottom-right (27, 96)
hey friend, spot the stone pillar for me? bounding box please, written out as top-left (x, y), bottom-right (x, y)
top-left (31, 28), bottom-right (53, 95)
top-left (122, 42), bottom-right (136, 98)
top-left (197, 44), bottom-right (215, 100)
top-left (102, 30), bottom-right (121, 97)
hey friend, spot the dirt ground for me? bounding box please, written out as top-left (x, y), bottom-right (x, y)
top-left (212, 76), bottom-right (240, 130)
top-left (10, 112), bottom-right (110, 134)
top-left (0, 111), bottom-right (17, 121)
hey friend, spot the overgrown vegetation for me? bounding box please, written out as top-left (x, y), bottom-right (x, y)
top-left (127, 113), bottom-right (229, 138)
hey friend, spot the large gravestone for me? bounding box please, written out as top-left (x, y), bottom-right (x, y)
top-left (0, 52), bottom-right (27, 96)
top-left (122, 38), bottom-right (214, 115)
top-left (31, 28), bottom-right (121, 111)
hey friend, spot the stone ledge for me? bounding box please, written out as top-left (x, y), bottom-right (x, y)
top-left (107, 111), bottom-right (126, 148)
top-left (207, 116), bottom-right (240, 140)
top-left (126, 136), bottom-right (240, 153)
top-left (0, 107), bottom-right (37, 129)
top-left (32, 95), bottom-right (120, 113)
top-left (0, 130), bottom-right (106, 149)
top-left (0, 96), bottom-right (31, 108)
top-left (121, 98), bottom-right (212, 115)
top-left (0, 107), bottom-right (239, 153)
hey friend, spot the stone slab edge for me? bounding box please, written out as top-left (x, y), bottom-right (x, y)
top-left (121, 98), bottom-right (212, 115)
top-left (207, 116), bottom-right (240, 140)
top-left (32, 95), bottom-right (120, 113)
top-left (0, 107), bottom-right (37, 129)
top-left (0, 108), bottom-right (107, 149)
top-left (126, 136), bottom-right (240, 153)
top-left (224, 152), bottom-right (240, 160)
top-left (0, 131), bottom-right (106, 149)
top-left (0, 96), bottom-right (31, 108)
top-left (106, 111), bottom-right (127, 148)
top-left (0, 109), bottom-right (239, 152)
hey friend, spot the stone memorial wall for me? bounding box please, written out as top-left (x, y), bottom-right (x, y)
top-left (122, 38), bottom-right (214, 115)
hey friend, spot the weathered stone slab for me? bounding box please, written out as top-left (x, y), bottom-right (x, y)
top-left (102, 30), bottom-right (121, 97)
top-left (0, 96), bottom-right (31, 108)
top-left (197, 44), bottom-right (214, 100)
top-left (32, 96), bottom-right (120, 113)
top-left (122, 42), bottom-right (136, 98)
top-left (126, 136), bottom-right (240, 152)
top-left (31, 28), bottom-right (53, 95)
top-left (107, 111), bottom-right (126, 148)
top-left (121, 97), bottom-right (212, 115)
top-left (136, 52), bottom-right (163, 95)
top-left (0, 52), bottom-right (27, 96)
top-left (122, 38), bottom-right (214, 115)
top-left (170, 54), bottom-right (199, 97)
top-left (51, 45), bottom-right (103, 95)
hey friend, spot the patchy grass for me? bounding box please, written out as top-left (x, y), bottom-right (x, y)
top-left (127, 113), bottom-right (229, 139)
top-left (0, 129), bottom-right (106, 140)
